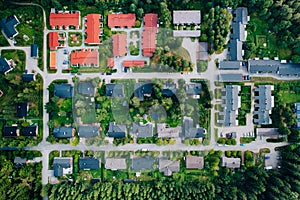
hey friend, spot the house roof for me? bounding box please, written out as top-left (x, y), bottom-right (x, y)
top-left (173, 30), bottom-right (201, 37)
top-left (199, 42), bottom-right (208, 60)
top-left (157, 123), bottom-right (181, 138)
top-left (234, 7), bottom-right (248, 25)
top-left (228, 39), bottom-right (243, 61)
top-left (105, 83), bottom-right (124, 98)
top-left (105, 158), bottom-right (127, 170)
top-left (49, 32), bottom-right (59, 51)
top-left (108, 122), bottom-right (126, 138)
top-left (219, 61), bottom-right (241, 70)
top-left (159, 158), bottom-right (180, 176)
top-left (108, 13), bottom-right (136, 28)
top-left (79, 157), bottom-right (100, 170)
top-left (0, 57), bottom-right (12, 74)
top-left (183, 117), bottom-right (206, 138)
top-left (78, 81), bottom-right (95, 96)
top-left (186, 83), bottom-right (202, 95)
top-left (53, 157), bottom-right (73, 177)
top-left (31, 44), bottom-right (38, 57)
top-left (222, 157), bottom-right (241, 168)
top-left (107, 58), bottom-right (114, 68)
top-left (220, 85), bottom-right (241, 126)
top-left (254, 85), bottom-right (274, 125)
top-left (134, 82), bottom-right (153, 101)
top-left (21, 126), bottom-right (37, 137)
top-left (144, 13), bottom-right (158, 28)
top-left (49, 11), bottom-right (80, 28)
top-left (16, 102), bottom-right (28, 117)
top-left (123, 60), bottom-right (145, 67)
top-left (54, 83), bottom-right (74, 98)
top-left (84, 14), bottom-right (101, 44)
top-left (256, 128), bottom-right (279, 137)
top-left (22, 74), bottom-right (35, 82)
top-left (131, 122), bottom-right (153, 138)
top-left (0, 15), bottom-right (19, 38)
top-left (70, 49), bottom-right (99, 66)
top-left (142, 14), bottom-right (158, 57)
top-left (218, 73), bottom-right (243, 82)
top-left (53, 126), bottom-right (73, 138)
top-left (296, 103), bottom-right (300, 129)
top-left (186, 155), bottom-right (204, 169)
top-left (162, 83), bottom-right (177, 97)
top-left (14, 157), bottom-right (27, 165)
top-left (112, 34), bottom-right (127, 57)
top-left (232, 22), bottom-right (246, 42)
top-left (78, 126), bottom-right (99, 138)
top-left (3, 126), bottom-right (18, 137)
top-left (50, 51), bottom-right (56, 70)
top-left (132, 157), bottom-right (154, 171)
top-left (173, 10), bottom-right (201, 24)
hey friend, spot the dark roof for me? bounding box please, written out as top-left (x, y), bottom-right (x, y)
top-left (79, 158), bottom-right (100, 170)
top-left (186, 83), bottom-right (202, 95)
top-left (218, 73), bottom-right (243, 82)
top-left (162, 83), bottom-right (177, 97)
top-left (183, 117), bottom-right (206, 138)
top-left (219, 61), bottom-right (241, 70)
top-left (21, 126), bottom-right (37, 137)
top-left (132, 157), bottom-right (154, 171)
top-left (108, 122), bottom-right (126, 138)
top-left (30, 44), bottom-right (38, 57)
top-left (296, 103), bottom-right (300, 129)
top-left (22, 74), bottom-right (35, 82)
top-left (0, 57), bottom-right (12, 74)
top-left (54, 84), bottom-right (74, 98)
top-left (131, 122), bottom-right (153, 138)
top-left (254, 85), bottom-right (274, 125)
top-left (53, 126), bottom-right (73, 138)
top-left (231, 22), bottom-right (246, 41)
top-left (78, 126), bottom-right (99, 138)
top-left (0, 15), bottom-right (19, 38)
top-left (234, 7), bottom-right (248, 25)
top-left (106, 83), bottom-right (124, 97)
top-left (3, 126), bottom-right (18, 137)
top-left (16, 102), bottom-right (28, 117)
top-left (53, 157), bottom-right (72, 177)
top-left (78, 82), bottom-right (95, 96)
top-left (228, 39), bottom-right (243, 61)
top-left (134, 82), bottom-right (153, 101)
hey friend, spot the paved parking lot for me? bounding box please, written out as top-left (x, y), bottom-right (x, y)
top-left (264, 150), bottom-right (280, 169)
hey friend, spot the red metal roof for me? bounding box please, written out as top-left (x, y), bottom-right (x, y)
top-left (49, 32), bottom-right (59, 51)
top-left (142, 14), bottom-right (158, 57)
top-left (112, 34), bottom-right (127, 57)
top-left (123, 60), bottom-right (145, 67)
top-left (84, 14), bottom-right (101, 44)
top-left (108, 14), bottom-right (136, 28)
top-left (70, 49), bottom-right (99, 66)
top-left (49, 11), bottom-right (80, 29)
top-left (107, 58), bottom-right (114, 68)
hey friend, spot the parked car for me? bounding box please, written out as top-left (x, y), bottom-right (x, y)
top-left (265, 156), bottom-right (270, 159)
top-left (240, 143), bottom-right (245, 146)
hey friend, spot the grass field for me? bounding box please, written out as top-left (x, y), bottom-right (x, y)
top-left (173, 47), bottom-right (191, 62)
top-left (197, 60), bottom-right (208, 72)
top-left (0, 33), bottom-right (9, 46)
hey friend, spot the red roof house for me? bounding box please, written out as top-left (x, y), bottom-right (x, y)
top-left (123, 60), bottom-right (145, 67)
top-left (49, 11), bottom-right (80, 29)
top-left (112, 34), bottom-right (127, 57)
top-left (84, 14), bottom-right (101, 44)
top-left (107, 58), bottom-right (114, 68)
top-left (142, 14), bottom-right (158, 57)
top-left (70, 49), bottom-right (99, 67)
top-left (108, 14), bottom-right (136, 28)
top-left (49, 32), bottom-right (59, 50)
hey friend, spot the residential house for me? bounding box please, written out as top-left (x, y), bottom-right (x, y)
top-left (228, 39), bottom-right (243, 61)
top-left (22, 74), bottom-right (35, 82)
top-left (105, 83), bottom-right (124, 98)
top-left (173, 10), bottom-right (201, 37)
top-left (79, 157), bottom-right (100, 170)
top-left (295, 103), bottom-right (300, 130)
top-left (256, 128), bottom-right (279, 138)
top-left (2, 126), bottom-right (19, 137)
top-left (49, 32), bottom-right (59, 51)
top-left (21, 126), bottom-right (37, 137)
top-left (132, 157), bottom-right (154, 171)
top-left (108, 13), bottom-right (136, 28)
top-left (219, 85), bottom-right (241, 126)
top-left (186, 83), bottom-right (202, 99)
top-left (131, 122), bottom-right (153, 138)
top-left (70, 49), bottom-right (99, 67)
top-left (0, 15), bottom-right (19, 38)
top-left (54, 84), bottom-right (74, 98)
top-left (78, 81), bottom-right (95, 96)
top-left (84, 14), bottom-right (101, 44)
top-left (198, 42), bottom-right (208, 60)
top-left (112, 34), bottom-right (127, 57)
top-left (0, 57), bottom-right (13, 75)
top-left (162, 83), bottom-right (177, 97)
top-left (123, 60), bottom-right (145, 67)
top-left (49, 9), bottom-right (80, 29)
top-left (78, 126), bottom-right (99, 138)
top-left (218, 73), bottom-right (244, 82)
top-left (50, 51), bottom-right (57, 70)
top-left (222, 157), bottom-right (241, 168)
top-left (142, 13), bottom-right (158, 57)
top-left (254, 85), bottom-right (274, 125)
top-left (185, 155), bottom-right (204, 169)
top-left (134, 82), bottom-right (153, 101)
top-left (53, 157), bottom-right (73, 177)
top-left (53, 126), bottom-right (74, 138)
top-left (14, 157), bottom-right (27, 167)
top-left (16, 102), bottom-right (28, 117)
top-left (105, 158), bottom-right (127, 170)
top-left (159, 158), bottom-right (180, 176)
top-left (108, 122), bottom-right (126, 138)
top-left (157, 123), bottom-right (181, 138)
top-left (31, 44), bottom-right (38, 58)
top-left (183, 117), bottom-right (206, 139)
top-left (218, 61), bottom-right (241, 70)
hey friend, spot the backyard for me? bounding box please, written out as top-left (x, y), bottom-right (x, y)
top-left (238, 86), bottom-right (252, 126)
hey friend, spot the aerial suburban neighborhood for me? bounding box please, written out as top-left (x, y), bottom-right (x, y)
top-left (0, 0), bottom-right (300, 199)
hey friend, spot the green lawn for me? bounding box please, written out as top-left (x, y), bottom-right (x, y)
top-left (1, 50), bottom-right (26, 71)
top-left (68, 32), bottom-right (83, 47)
top-left (278, 82), bottom-right (300, 103)
top-left (173, 47), bottom-right (191, 62)
top-left (197, 60), bottom-right (208, 72)
top-left (0, 33), bottom-right (9, 46)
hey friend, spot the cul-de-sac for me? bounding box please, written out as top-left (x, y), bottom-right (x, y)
top-left (0, 0), bottom-right (300, 199)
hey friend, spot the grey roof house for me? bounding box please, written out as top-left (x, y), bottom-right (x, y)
top-left (162, 83), bottom-right (177, 97)
top-left (159, 158), bottom-right (180, 176)
top-left (254, 85), bottom-right (274, 125)
top-left (218, 73), bottom-right (243, 82)
top-left (233, 7), bottom-right (249, 25)
top-left (54, 84), bottom-right (74, 98)
top-left (157, 123), bottom-right (181, 138)
top-left (219, 61), bottom-right (241, 70)
top-left (186, 83), bottom-right (202, 98)
top-left (134, 82), bottom-right (153, 101)
top-left (105, 158), bottom-right (127, 170)
top-left (131, 122), bottom-right (153, 138)
top-left (53, 157), bottom-right (73, 177)
top-left (0, 15), bottom-right (20, 39)
top-left (53, 126), bottom-right (73, 138)
top-left (108, 122), bottom-right (126, 138)
top-left (295, 103), bottom-right (300, 130)
top-left (186, 155), bottom-right (204, 169)
top-left (228, 39), bottom-right (243, 61)
top-left (78, 82), bottom-right (95, 96)
top-left (78, 126), bottom-right (99, 138)
top-left (183, 117), bottom-right (206, 138)
top-left (173, 10), bottom-right (201, 24)
top-left (79, 158), bottom-right (100, 170)
top-left (106, 83), bottom-right (124, 98)
top-left (132, 157), bottom-right (154, 171)
top-left (219, 85), bottom-right (241, 126)
top-left (14, 157), bottom-right (27, 167)
top-left (222, 157), bottom-right (241, 168)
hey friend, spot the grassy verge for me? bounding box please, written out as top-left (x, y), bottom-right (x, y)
top-left (197, 60), bottom-right (208, 72)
